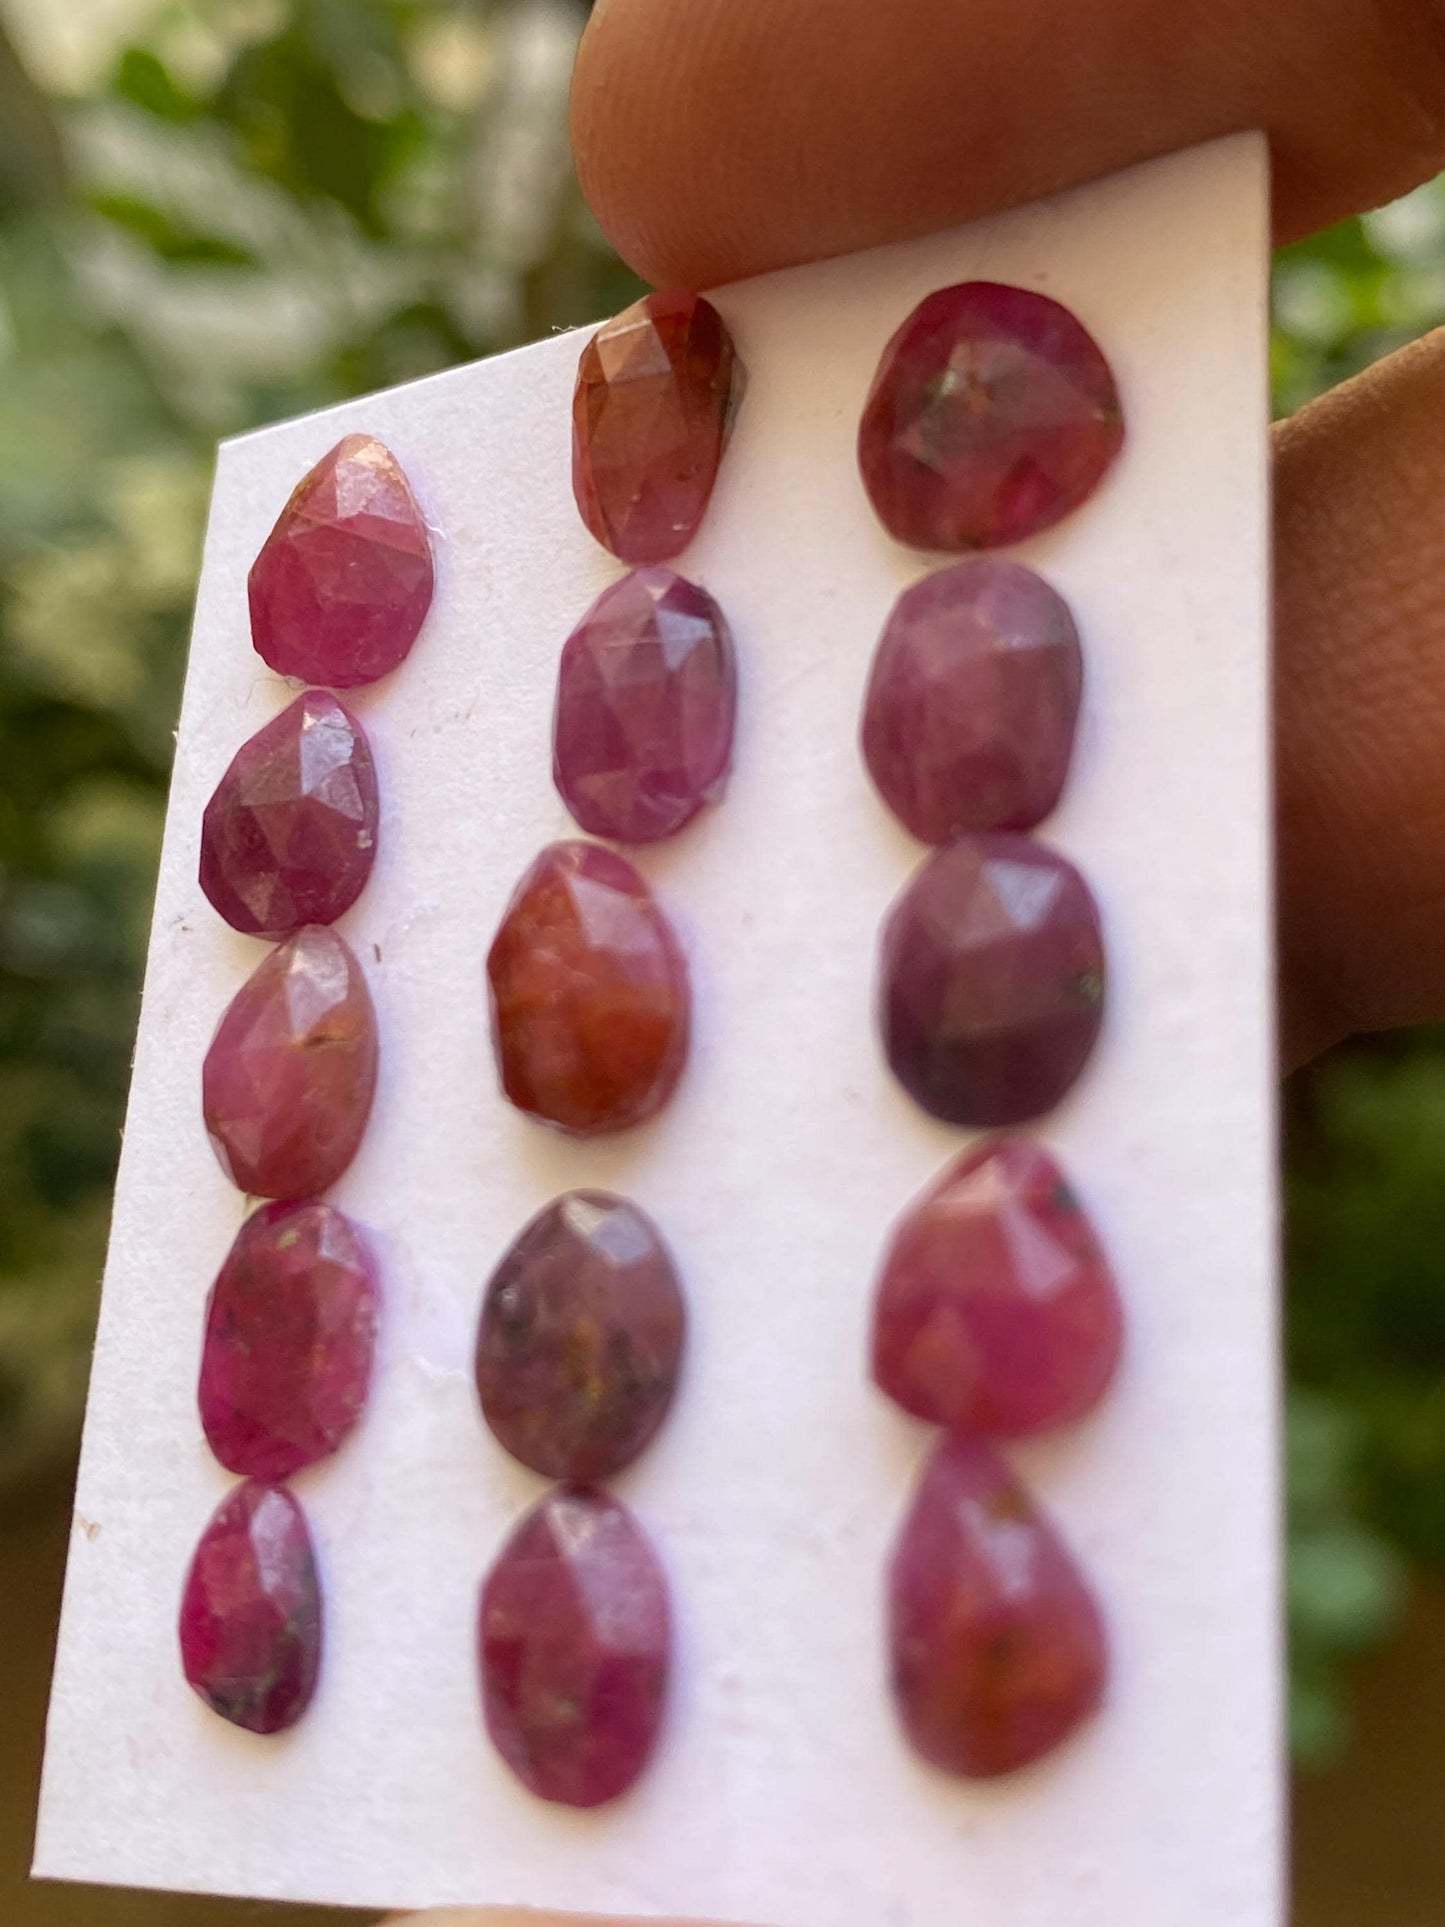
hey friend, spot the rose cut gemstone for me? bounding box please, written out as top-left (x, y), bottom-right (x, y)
top-left (573, 291), bottom-right (743, 563)
top-left (553, 568), bottom-right (737, 843)
top-left (858, 282), bottom-right (1123, 551)
top-left (249, 433), bottom-right (434, 687)
top-left (202, 924), bottom-right (379, 1198)
top-left (200, 1200), bottom-right (380, 1480)
top-left (889, 1435), bottom-right (1106, 1777)
top-left (880, 834), bottom-right (1105, 1127)
top-left (199, 690), bottom-right (379, 938)
top-left (477, 1191), bottom-right (685, 1480)
top-left (180, 1480), bottom-right (323, 1734)
top-left (861, 560), bottom-right (1083, 841)
top-left (487, 841), bottom-right (689, 1136)
top-left (872, 1139), bottom-right (1121, 1436)
top-left (480, 1485), bottom-right (671, 1807)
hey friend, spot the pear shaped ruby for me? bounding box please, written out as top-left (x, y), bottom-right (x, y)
top-left (889, 1436), bottom-right (1106, 1777)
top-left (872, 1139), bottom-right (1121, 1436)
top-left (486, 841), bottom-right (689, 1136)
top-left (199, 691), bottom-right (379, 938)
top-left (249, 434), bottom-right (434, 687)
top-left (480, 1486), bottom-right (671, 1806)
top-left (202, 925), bottom-right (379, 1198)
top-left (180, 1481), bottom-right (323, 1734)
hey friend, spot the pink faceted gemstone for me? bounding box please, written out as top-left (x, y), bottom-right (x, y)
top-left (858, 282), bottom-right (1123, 551)
top-left (200, 1200), bottom-right (380, 1480)
top-left (889, 1435), bottom-right (1107, 1777)
top-left (553, 568), bottom-right (737, 843)
top-left (180, 1480), bottom-right (323, 1734)
top-left (199, 690), bottom-right (379, 938)
top-left (249, 433), bottom-right (434, 687)
top-left (202, 925), bottom-right (379, 1198)
top-left (480, 1485), bottom-right (671, 1807)
top-left (872, 1139), bottom-right (1121, 1436)
top-left (861, 560), bottom-right (1083, 841)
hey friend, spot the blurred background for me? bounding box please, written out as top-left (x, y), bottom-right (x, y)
top-left (0, 1), bottom-right (1439, 1921)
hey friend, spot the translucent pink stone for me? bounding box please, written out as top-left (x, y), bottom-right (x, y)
top-left (199, 690), bottom-right (379, 938)
top-left (880, 835), bottom-right (1104, 1127)
top-left (200, 1200), bottom-right (380, 1479)
top-left (861, 560), bottom-right (1082, 841)
top-left (858, 282), bottom-right (1123, 551)
top-left (480, 1486), bottom-right (671, 1807)
top-left (179, 1480), bottom-right (323, 1734)
top-left (872, 1139), bottom-right (1121, 1436)
top-left (572, 292), bottom-right (743, 563)
top-left (477, 1191), bottom-right (685, 1480)
top-left (553, 569), bottom-right (737, 843)
top-left (249, 434), bottom-right (434, 687)
top-left (202, 925), bottom-right (379, 1198)
top-left (889, 1436), bottom-right (1106, 1777)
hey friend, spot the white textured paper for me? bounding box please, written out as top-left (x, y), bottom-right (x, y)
top-left (37, 135), bottom-right (1277, 1925)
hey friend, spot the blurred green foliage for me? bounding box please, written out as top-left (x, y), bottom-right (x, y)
top-left (0, 0), bottom-right (1442, 1768)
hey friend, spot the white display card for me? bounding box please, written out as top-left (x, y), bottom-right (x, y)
top-left (37, 133), bottom-right (1278, 1925)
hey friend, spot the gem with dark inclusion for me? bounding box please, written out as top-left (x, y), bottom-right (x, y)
top-left (477, 1190), bottom-right (685, 1480)
top-left (879, 834), bottom-right (1105, 1127)
top-left (179, 1480), bottom-right (323, 1734)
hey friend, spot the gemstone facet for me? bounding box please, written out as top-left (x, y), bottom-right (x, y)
top-left (572, 292), bottom-right (742, 563)
top-left (872, 1139), bottom-right (1121, 1436)
top-left (249, 433), bottom-right (434, 687)
top-left (889, 1435), bottom-right (1106, 1777)
top-left (858, 282), bottom-right (1123, 551)
top-left (880, 835), bottom-right (1105, 1127)
top-left (477, 1191), bottom-right (685, 1480)
top-left (199, 691), bottom-right (379, 939)
top-left (202, 924), bottom-right (379, 1197)
top-left (861, 560), bottom-right (1083, 841)
top-left (480, 1485), bottom-right (671, 1807)
top-left (179, 1480), bottom-right (323, 1734)
top-left (553, 568), bottom-right (737, 844)
top-left (487, 841), bottom-right (689, 1136)
top-left (200, 1200), bottom-right (380, 1479)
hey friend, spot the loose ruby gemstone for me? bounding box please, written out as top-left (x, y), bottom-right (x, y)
top-left (486, 841), bottom-right (689, 1136)
top-left (553, 568), bottom-right (737, 844)
top-left (861, 560), bottom-right (1083, 841)
top-left (572, 292), bottom-right (743, 563)
top-left (858, 282), bottom-right (1123, 551)
top-left (200, 1200), bottom-right (380, 1480)
top-left (199, 690), bottom-right (379, 939)
top-left (880, 835), bottom-right (1105, 1127)
top-left (477, 1191), bottom-right (685, 1480)
top-left (179, 1480), bottom-right (323, 1735)
top-left (202, 924), bottom-right (379, 1198)
top-left (249, 433), bottom-right (434, 687)
top-left (889, 1435), bottom-right (1106, 1777)
top-left (480, 1485), bottom-right (671, 1807)
top-left (872, 1139), bottom-right (1121, 1437)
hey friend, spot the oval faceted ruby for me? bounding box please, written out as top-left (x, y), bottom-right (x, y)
top-left (858, 282), bottom-right (1123, 551)
top-left (480, 1486), bottom-right (671, 1806)
top-left (249, 434), bottom-right (434, 687)
top-left (879, 835), bottom-right (1105, 1127)
top-left (872, 1139), bottom-right (1121, 1436)
top-left (553, 569), bottom-right (737, 844)
top-left (180, 1480), bottom-right (323, 1734)
top-left (889, 1436), bottom-right (1107, 1777)
top-left (199, 690), bottom-right (379, 938)
top-left (486, 841), bottom-right (689, 1136)
top-left (477, 1191), bottom-right (685, 1479)
top-left (200, 1200), bottom-right (380, 1479)
top-left (572, 292), bottom-right (743, 563)
top-left (202, 925), bottom-right (379, 1198)
top-left (861, 560), bottom-right (1082, 841)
